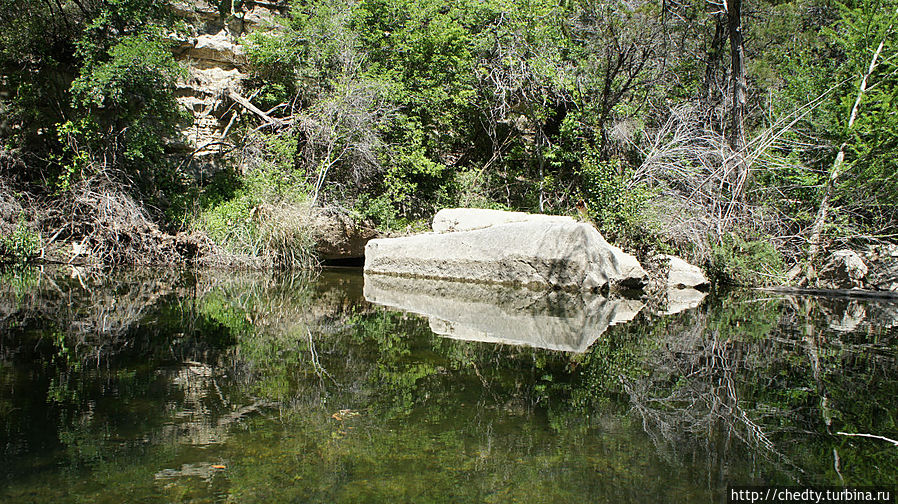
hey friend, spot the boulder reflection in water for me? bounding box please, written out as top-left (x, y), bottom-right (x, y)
top-left (363, 273), bottom-right (645, 353)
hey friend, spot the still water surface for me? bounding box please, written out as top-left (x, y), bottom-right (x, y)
top-left (1, 268), bottom-right (896, 503)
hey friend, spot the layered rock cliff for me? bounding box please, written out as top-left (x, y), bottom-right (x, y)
top-left (169, 1), bottom-right (285, 165)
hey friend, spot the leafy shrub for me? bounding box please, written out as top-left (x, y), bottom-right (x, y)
top-left (64, 32), bottom-right (186, 200)
top-left (199, 192), bottom-right (259, 250)
top-left (709, 232), bottom-right (785, 286)
top-left (383, 148), bottom-right (454, 220)
top-left (0, 214), bottom-right (41, 265)
top-left (578, 155), bottom-right (660, 253)
top-left (354, 193), bottom-right (401, 230)
top-left (453, 169), bottom-right (507, 210)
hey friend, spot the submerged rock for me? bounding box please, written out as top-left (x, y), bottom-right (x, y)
top-left (364, 274), bottom-right (644, 353)
top-left (366, 209), bottom-right (647, 291)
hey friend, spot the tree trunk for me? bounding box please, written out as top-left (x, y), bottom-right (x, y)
top-left (726, 0), bottom-right (747, 200)
top-left (727, 0), bottom-right (746, 154)
top-left (702, 13), bottom-right (726, 112)
top-left (807, 34), bottom-right (888, 261)
top-left (536, 127), bottom-right (546, 213)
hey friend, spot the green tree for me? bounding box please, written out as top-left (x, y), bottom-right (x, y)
top-left (807, 0), bottom-right (898, 257)
top-left (0, 0), bottom-right (184, 203)
top-left (65, 33), bottom-right (185, 191)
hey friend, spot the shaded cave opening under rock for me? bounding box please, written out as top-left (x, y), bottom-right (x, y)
top-left (322, 256), bottom-right (365, 268)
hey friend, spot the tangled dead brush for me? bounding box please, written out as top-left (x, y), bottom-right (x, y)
top-left (634, 104), bottom-right (793, 265)
top-left (43, 177), bottom-right (210, 266)
top-left (0, 179), bottom-right (25, 234)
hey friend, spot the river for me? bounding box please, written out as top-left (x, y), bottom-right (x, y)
top-left (1, 267), bottom-right (896, 502)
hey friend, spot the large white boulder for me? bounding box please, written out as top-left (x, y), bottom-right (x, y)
top-left (365, 213), bottom-right (647, 291)
top-left (432, 208), bottom-right (574, 233)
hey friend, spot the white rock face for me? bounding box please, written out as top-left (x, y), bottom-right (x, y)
top-left (659, 254), bottom-right (709, 289)
top-left (169, 1), bottom-right (282, 160)
top-left (432, 208), bottom-right (575, 233)
top-left (366, 214), bottom-right (647, 291)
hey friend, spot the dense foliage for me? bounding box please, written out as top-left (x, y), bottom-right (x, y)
top-left (1, 0), bottom-right (896, 277)
top-left (0, 0), bottom-right (184, 194)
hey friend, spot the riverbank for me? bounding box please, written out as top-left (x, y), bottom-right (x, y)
top-left (4, 188), bottom-right (897, 301)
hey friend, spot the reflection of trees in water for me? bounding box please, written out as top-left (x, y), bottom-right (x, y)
top-left (192, 269), bottom-right (379, 403)
top-left (0, 268), bottom-right (272, 472)
top-left (0, 267), bottom-right (187, 362)
top-left (617, 292), bottom-right (898, 484)
top-left (195, 276), bottom-right (898, 486)
top-left (0, 268), bottom-right (359, 363)
top-left (622, 313), bottom-right (803, 482)
top-left (4, 269), bottom-right (897, 495)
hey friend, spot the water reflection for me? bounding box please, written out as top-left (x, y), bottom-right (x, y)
top-left (0, 267), bottom-right (896, 503)
top-left (657, 287), bottom-right (707, 315)
top-left (617, 292), bottom-right (898, 488)
top-left (363, 273), bottom-right (646, 352)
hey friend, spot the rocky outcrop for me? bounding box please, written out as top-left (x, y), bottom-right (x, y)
top-left (310, 211), bottom-right (377, 261)
top-left (809, 246), bottom-right (898, 293)
top-left (365, 210), bottom-right (648, 292)
top-left (364, 274), bottom-right (644, 353)
top-left (818, 249), bottom-right (868, 289)
top-left (169, 1), bottom-right (285, 161)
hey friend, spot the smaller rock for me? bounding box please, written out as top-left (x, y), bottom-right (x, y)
top-left (658, 254), bottom-right (709, 289)
top-left (785, 264), bottom-right (803, 282)
top-left (819, 249), bottom-right (868, 289)
top-left (71, 240), bottom-right (89, 259)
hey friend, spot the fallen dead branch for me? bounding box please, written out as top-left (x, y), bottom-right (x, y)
top-left (228, 90), bottom-right (288, 127)
top-left (837, 431), bottom-right (898, 446)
